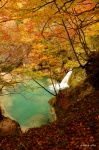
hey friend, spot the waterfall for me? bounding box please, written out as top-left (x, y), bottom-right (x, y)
top-left (61, 69), bottom-right (72, 84)
top-left (49, 69), bottom-right (72, 93)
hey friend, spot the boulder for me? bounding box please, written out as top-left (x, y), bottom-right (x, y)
top-left (0, 117), bottom-right (22, 135)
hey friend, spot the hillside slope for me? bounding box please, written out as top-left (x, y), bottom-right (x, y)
top-left (0, 79), bottom-right (99, 150)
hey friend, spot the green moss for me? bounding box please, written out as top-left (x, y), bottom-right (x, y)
top-left (69, 68), bottom-right (86, 88)
top-left (13, 67), bottom-right (43, 79)
top-left (65, 60), bottom-right (79, 68)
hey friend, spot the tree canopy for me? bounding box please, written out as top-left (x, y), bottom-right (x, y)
top-left (0, 0), bottom-right (99, 74)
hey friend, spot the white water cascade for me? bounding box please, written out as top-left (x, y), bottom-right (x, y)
top-left (49, 69), bottom-right (72, 93)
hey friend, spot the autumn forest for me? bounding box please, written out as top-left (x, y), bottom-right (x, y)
top-left (0, 0), bottom-right (99, 149)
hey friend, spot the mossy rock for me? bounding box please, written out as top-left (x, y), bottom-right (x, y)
top-left (69, 68), bottom-right (86, 88)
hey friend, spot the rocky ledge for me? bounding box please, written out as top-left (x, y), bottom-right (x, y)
top-left (0, 116), bottom-right (22, 136)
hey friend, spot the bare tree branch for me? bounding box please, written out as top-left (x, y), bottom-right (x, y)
top-left (0, 0), bottom-right (8, 9)
top-left (62, 19), bottom-right (83, 67)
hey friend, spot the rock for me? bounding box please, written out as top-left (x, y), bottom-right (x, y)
top-left (49, 96), bottom-right (56, 106)
top-left (0, 72), bottom-right (13, 82)
top-left (32, 65), bottom-right (41, 71)
top-left (85, 52), bottom-right (99, 90)
top-left (0, 117), bottom-right (22, 135)
top-left (27, 114), bottom-right (47, 128)
top-left (0, 108), bottom-right (3, 121)
top-left (50, 107), bottom-right (57, 121)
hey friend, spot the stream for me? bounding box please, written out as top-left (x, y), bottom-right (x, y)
top-left (0, 76), bottom-right (56, 132)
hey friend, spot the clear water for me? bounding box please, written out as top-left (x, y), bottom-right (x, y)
top-left (0, 77), bottom-right (55, 131)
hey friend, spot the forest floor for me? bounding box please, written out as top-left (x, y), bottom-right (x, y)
top-left (0, 79), bottom-right (99, 150)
